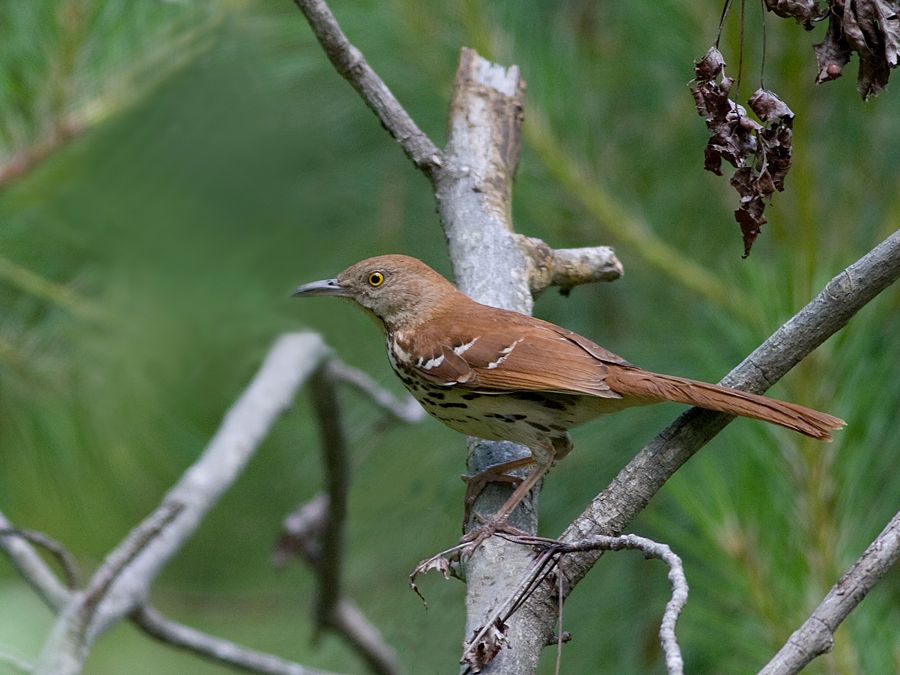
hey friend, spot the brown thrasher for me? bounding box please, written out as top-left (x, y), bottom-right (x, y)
top-left (293, 254), bottom-right (843, 528)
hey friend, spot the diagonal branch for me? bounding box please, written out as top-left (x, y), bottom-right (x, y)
top-left (307, 366), bottom-right (400, 673)
top-left (759, 509), bottom-right (900, 675)
top-left (132, 606), bottom-right (339, 675)
top-left (33, 333), bottom-right (333, 675)
top-left (0, 527), bottom-right (80, 591)
top-left (275, 493), bottom-right (400, 675)
top-left (0, 509), bottom-right (339, 675)
top-left (326, 360), bottom-right (425, 424)
top-left (515, 230), bottom-right (900, 643)
top-left (0, 511), bottom-right (71, 611)
top-left (292, 0), bottom-right (444, 179)
top-left (309, 368), bottom-right (350, 632)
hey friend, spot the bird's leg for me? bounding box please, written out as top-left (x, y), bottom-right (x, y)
top-left (461, 456), bottom-right (535, 527)
top-left (461, 446), bottom-right (555, 553)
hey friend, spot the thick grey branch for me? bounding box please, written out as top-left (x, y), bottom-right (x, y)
top-left (132, 606), bottom-right (339, 675)
top-left (292, 0), bottom-right (443, 178)
top-left (524, 229), bottom-right (900, 631)
top-left (430, 48), bottom-right (559, 675)
top-left (759, 509), bottom-right (900, 675)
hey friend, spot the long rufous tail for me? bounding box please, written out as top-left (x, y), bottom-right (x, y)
top-left (606, 367), bottom-right (845, 440)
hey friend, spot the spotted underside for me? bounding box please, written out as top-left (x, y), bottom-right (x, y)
top-left (385, 309), bottom-right (644, 463)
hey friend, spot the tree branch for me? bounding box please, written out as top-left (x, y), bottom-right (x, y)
top-left (290, 3), bottom-right (626, 669)
top-left (326, 360), bottom-right (425, 424)
top-left (309, 368), bottom-right (349, 632)
top-left (33, 332), bottom-right (332, 674)
top-left (0, 526), bottom-right (80, 591)
top-left (0, 511), bottom-right (71, 612)
top-left (4, 331), bottom-right (412, 674)
top-left (520, 229), bottom-right (900, 640)
top-left (759, 509), bottom-right (900, 675)
top-left (131, 606), bottom-right (339, 675)
top-left (292, 0), bottom-right (443, 179)
top-left (1, 509), bottom-right (338, 675)
top-left (275, 494), bottom-right (400, 675)
top-left (516, 236), bottom-right (623, 296)
top-left (461, 532), bottom-right (688, 675)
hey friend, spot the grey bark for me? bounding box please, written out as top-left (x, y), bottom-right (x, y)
top-left (758, 508), bottom-right (900, 675)
top-left (520, 229), bottom-right (900, 650)
top-left (33, 333), bottom-right (332, 674)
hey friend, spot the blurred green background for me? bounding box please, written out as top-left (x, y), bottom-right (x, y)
top-left (1, 1), bottom-right (898, 673)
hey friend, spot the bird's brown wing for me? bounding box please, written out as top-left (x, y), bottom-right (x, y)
top-left (400, 308), bottom-right (626, 399)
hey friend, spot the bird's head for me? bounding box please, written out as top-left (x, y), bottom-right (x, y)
top-left (292, 254), bottom-right (458, 330)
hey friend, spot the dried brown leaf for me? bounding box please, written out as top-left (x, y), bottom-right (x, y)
top-left (783, 0), bottom-right (900, 98)
top-left (462, 619), bottom-right (509, 673)
top-left (692, 51), bottom-right (794, 256)
top-left (814, 11), bottom-right (853, 82)
top-left (764, 0), bottom-right (828, 29)
top-left (409, 553), bottom-right (452, 606)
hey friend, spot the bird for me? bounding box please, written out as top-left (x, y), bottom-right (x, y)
top-left (292, 254), bottom-right (844, 532)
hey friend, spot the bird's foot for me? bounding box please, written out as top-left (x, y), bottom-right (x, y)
top-left (460, 470), bottom-right (523, 529)
top-left (459, 513), bottom-right (530, 556)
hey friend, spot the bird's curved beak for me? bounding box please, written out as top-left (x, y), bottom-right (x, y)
top-left (291, 278), bottom-right (350, 298)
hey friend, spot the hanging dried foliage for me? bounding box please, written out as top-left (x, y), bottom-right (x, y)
top-left (691, 48), bottom-right (795, 257)
top-left (764, 0), bottom-right (900, 99)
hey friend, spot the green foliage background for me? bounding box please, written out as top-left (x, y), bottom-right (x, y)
top-left (1, 1), bottom-right (897, 673)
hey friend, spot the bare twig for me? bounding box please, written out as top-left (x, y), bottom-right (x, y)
top-left (518, 230), bottom-right (900, 645)
top-left (326, 360), bottom-right (424, 423)
top-left (0, 526), bottom-right (80, 589)
top-left (759, 509), bottom-right (900, 675)
top-left (0, 645), bottom-right (34, 673)
top-left (309, 368), bottom-right (349, 630)
top-left (547, 535), bottom-right (687, 675)
top-left (2, 335), bottom-right (400, 675)
top-left (132, 606), bottom-right (339, 675)
top-left (273, 494), bottom-right (330, 567)
top-left (292, 0), bottom-right (443, 178)
top-left (329, 600), bottom-right (400, 675)
top-left (461, 533), bottom-right (687, 674)
top-left (0, 510), bottom-right (71, 611)
top-left (34, 332), bottom-right (332, 675)
top-left (0, 514), bottom-right (336, 675)
top-left (275, 361), bottom-right (412, 675)
top-left (275, 494), bottom-right (400, 675)
top-left (517, 236), bottom-right (623, 296)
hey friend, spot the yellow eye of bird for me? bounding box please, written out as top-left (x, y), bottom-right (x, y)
top-left (368, 271), bottom-right (385, 287)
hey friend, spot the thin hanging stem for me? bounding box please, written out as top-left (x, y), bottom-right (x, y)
top-left (737, 0), bottom-right (746, 89)
top-left (715, 0), bottom-right (735, 48)
top-left (759, 0), bottom-right (768, 89)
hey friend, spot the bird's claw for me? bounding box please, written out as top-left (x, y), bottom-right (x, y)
top-left (460, 471), bottom-right (523, 530)
top-left (459, 515), bottom-right (530, 556)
